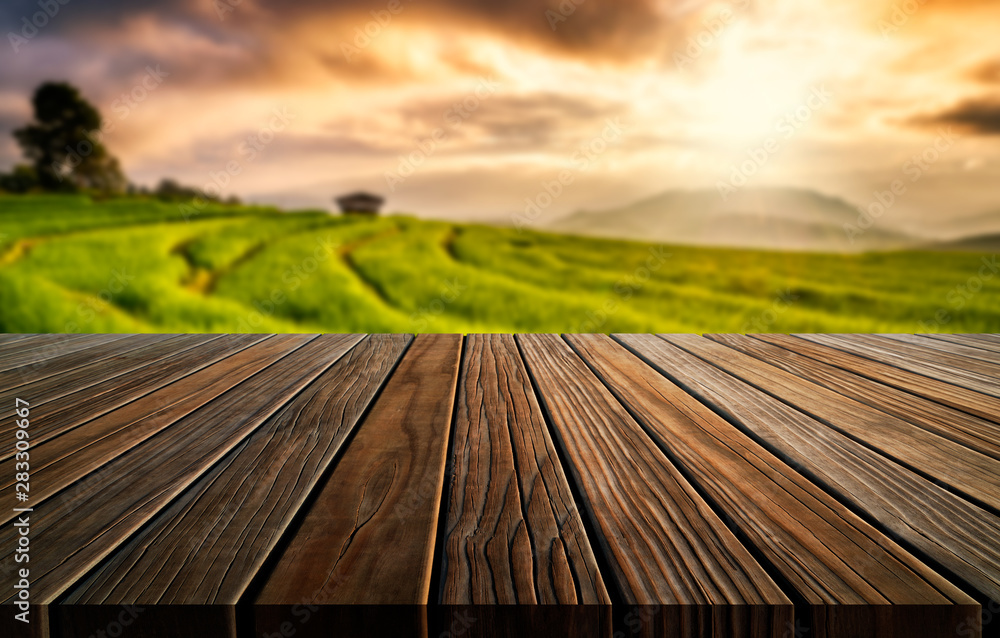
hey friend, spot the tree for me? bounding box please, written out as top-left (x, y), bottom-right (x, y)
top-left (0, 165), bottom-right (38, 194)
top-left (13, 82), bottom-right (126, 195)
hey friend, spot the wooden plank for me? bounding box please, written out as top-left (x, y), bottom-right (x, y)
top-left (61, 335), bottom-right (411, 608)
top-left (874, 334), bottom-right (1000, 368)
top-left (705, 334), bottom-right (1000, 461)
top-left (0, 334), bottom-right (93, 362)
top-left (0, 335), bottom-right (313, 526)
top-left (443, 334), bottom-right (609, 605)
top-left (576, 335), bottom-right (977, 637)
top-left (800, 334), bottom-right (1000, 399)
top-left (0, 334), bottom-right (65, 354)
top-left (920, 334), bottom-right (1000, 355)
top-left (659, 334), bottom-right (1000, 512)
top-left (0, 334), bottom-right (363, 605)
top-left (755, 334), bottom-right (1000, 424)
top-left (517, 334), bottom-right (791, 636)
top-left (902, 334), bottom-right (1000, 360)
top-left (615, 334), bottom-right (1000, 605)
top-left (255, 333), bottom-right (461, 608)
top-left (0, 333), bottom-right (133, 377)
top-left (0, 334), bottom-right (266, 459)
top-left (0, 334), bottom-right (224, 448)
top-left (0, 334), bottom-right (216, 407)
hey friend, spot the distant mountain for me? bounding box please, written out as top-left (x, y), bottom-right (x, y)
top-left (924, 233), bottom-right (1000, 253)
top-left (930, 210), bottom-right (1000, 241)
top-left (546, 187), bottom-right (915, 252)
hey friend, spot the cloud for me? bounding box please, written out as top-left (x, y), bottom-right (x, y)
top-left (916, 97), bottom-right (1000, 135)
top-left (970, 59), bottom-right (1000, 84)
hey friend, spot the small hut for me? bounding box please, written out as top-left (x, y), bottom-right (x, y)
top-left (335, 192), bottom-right (384, 215)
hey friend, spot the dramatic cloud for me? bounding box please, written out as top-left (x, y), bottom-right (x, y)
top-left (918, 98), bottom-right (1000, 136)
top-left (1, 0), bottom-right (999, 227)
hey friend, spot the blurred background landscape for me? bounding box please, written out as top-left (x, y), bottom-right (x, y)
top-left (0, 0), bottom-right (998, 333)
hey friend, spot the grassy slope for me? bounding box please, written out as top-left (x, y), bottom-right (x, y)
top-left (0, 195), bottom-right (997, 333)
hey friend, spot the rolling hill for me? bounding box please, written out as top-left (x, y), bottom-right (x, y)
top-left (547, 187), bottom-right (915, 252)
top-left (1, 194), bottom-right (998, 333)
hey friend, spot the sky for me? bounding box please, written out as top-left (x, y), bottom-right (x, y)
top-left (0, 0), bottom-right (998, 233)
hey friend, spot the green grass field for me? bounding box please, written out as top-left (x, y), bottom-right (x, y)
top-left (1, 195), bottom-right (997, 333)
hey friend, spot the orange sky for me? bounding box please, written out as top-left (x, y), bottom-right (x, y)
top-left (1, 0), bottom-right (998, 231)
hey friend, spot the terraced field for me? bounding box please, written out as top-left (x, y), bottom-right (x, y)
top-left (1, 195), bottom-right (998, 333)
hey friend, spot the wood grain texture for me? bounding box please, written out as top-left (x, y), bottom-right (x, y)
top-left (871, 334), bottom-right (1000, 371)
top-left (573, 334), bottom-right (976, 638)
top-left (872, 334), bottom-right (1000, 367)
top-left (0, 335), bottom-right (314, 528)
top-left (443, 334), bottom-right (609, 605)
top-left (920, 334), bottom-right (1000, 355)
top-left (0, 334), bottom-right (235, 452)
top-left (800, 334), bottom-right (1000, 399)
top-left (517, 335), bottom-right (791, 617)
top-left (0, 334), bottom-right (72, 355)
top-left (62, 334), bottom-right (412, 606)
top-left (659, 334), bottom-right (1000, 511)
top-left (0, 334), bottom-right (213, 410)
top-left (0, 335), bottom-right (156, 396)
top-left (755, 334), bottom-right (1000, 424)
top-left (0, 334), bottom-right (362, 605)
top-left (0, 334), bottom-right (128, 374)
top-left (706, 334), bottom-right (1000, 461)
top-left (256, 334), bottom-right (461, 606)
top-left (615, 334), bottom-right (1000, 604)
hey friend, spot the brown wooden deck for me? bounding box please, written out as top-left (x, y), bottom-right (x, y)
top-left (1, 333), bottom-right (998, 638)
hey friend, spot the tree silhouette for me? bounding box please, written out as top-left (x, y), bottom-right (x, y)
top-left (13, 82), bottom-right (126, 194)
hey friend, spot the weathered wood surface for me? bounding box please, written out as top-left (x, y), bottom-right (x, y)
top-left (0, 335), bottom-right (315, 527)
top-left (442, 334), bottom-right (609, 605)
top-left (0, 333), bottom-right (996, 638)
top-left (62, 335), bottom-right (411, 607)
top-left (614, 334), bottom-right (1000, 605)
top-left (659, 334), bottom-right (1000, 511)
top-left (874, 333), bottom-right (1000, 368)
top-left (706, 334), bottom-right (1000, 460)
top-left (755, 334), bottom-right (1000, 423)
top-left (0, 334), bottom-right (129, 374)
top-left (578, 334), bottom-right (977, 637)
top-left (921, 333), bottom-right (1000, 355)
top-left (0, 334), bottom-right (362, 605)
top-left (880, 334), bottom-right (1000, 364)
top-left (255, 334), bottom-right (461, 607)
top-left (801, 334), bottom-right (1000, 399)
top-left (517, 334), bottom-right (792, 631)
